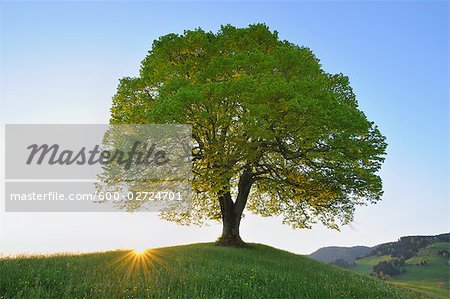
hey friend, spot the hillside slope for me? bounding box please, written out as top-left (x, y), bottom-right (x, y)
top-left (309, 233), bottom-right (449, 298)
top-left (0, 243), bottom-right (427, 298)
top-left (352, 242), bottom-right (450, 298)
top-left (309, 245), bottom-right (373, 263)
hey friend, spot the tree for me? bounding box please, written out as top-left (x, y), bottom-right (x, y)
top-left (110, 24), bottom-right (387, 246)
top-left (372, 258), bottom-right (405, 278)
top-left (330, 258), bottom-right (354, 269)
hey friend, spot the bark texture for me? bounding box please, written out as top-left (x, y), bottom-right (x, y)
top-left (217, 170), bottom-right (253, 246)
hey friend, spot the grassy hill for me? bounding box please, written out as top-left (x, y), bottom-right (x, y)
top-left (351, 242), bottom-right (449, 298)
top-left (309, 246), bottom-right (373, 263)
top-left (0, 243), bottom-right (429, 298)
top-left (351, 254), bottom-right (392, 275)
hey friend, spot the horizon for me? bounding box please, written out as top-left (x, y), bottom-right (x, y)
top-left (1, 231), bottom-right (449, 259)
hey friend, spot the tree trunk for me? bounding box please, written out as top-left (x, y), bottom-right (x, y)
top-left (218, 201), bottom-right (244, 246)
top-left (217, 170), bottom-right (253, 247)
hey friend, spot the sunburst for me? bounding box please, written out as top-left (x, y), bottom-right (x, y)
top-left (132, 246), bottom-right (148, 255)
top-left (107, 246), bottom-right (172, 285)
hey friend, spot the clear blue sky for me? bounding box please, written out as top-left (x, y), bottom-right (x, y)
top-left (0, 1), bottom-right (448, 255)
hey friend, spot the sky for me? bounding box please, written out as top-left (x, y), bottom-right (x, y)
top-left (0, 1), bottom-right (448, 255)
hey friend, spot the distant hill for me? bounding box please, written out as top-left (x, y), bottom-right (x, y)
top-left (309, 245), bottom-right (373, 263)
top-left (370, 233), bottom-right (450, 260)
top-left (353, 240), bottom-right (449, 298)
top-left (310, 233), bottom-right (450, 298)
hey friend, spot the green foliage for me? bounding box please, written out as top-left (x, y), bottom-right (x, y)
top-left (329, 258), bottom-right (355, 268)
top-left (372, 258), bottom-right (405, 278)
top-left (110, 24), bottom-right (387, 229)
top-left (0, 243), bottom-right (427, 298)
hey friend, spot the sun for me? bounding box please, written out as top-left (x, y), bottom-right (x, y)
top-left (133, 246), bottom-right (148, 254)
top-left (110, 247), bottom-right (169, 281)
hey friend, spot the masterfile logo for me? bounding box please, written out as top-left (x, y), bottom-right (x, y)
top-left (4, 124), bottom-right (193, 212)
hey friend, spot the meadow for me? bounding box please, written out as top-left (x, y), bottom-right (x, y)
top-left (0, 243), bottom-right (429, 298)
top-left (351, 242), bottom-right (449, 298)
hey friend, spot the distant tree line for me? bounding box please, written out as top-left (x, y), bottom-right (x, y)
top-left (371, 258), bottom-right (405, 279)
top-left (437, 250), bottom-right (449, 258)
top-left (329, 258), bottom-right (355, 269)
top-left (371, 233), bottom-right (449, 260)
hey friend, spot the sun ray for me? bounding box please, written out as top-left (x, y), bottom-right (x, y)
top-left (105, 246), bottom-right (175, 290)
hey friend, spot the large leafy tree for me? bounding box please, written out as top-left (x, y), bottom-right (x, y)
top-left (110, 24), bottom-right (387, 246)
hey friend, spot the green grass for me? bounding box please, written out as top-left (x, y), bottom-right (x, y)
top-left (352, 254), bottom-right (391, 275)
top-left (349, 242), bottom-right (450, 299)
top-left (394, 242), bottom-right (450, 298)
top-left (0, 243), bottom-right (428, 298)
top-left (405, 242), bottom-right (450, 267)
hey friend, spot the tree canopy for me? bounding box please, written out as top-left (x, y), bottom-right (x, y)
top-left (110, 24), bottom-right (387, 245)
